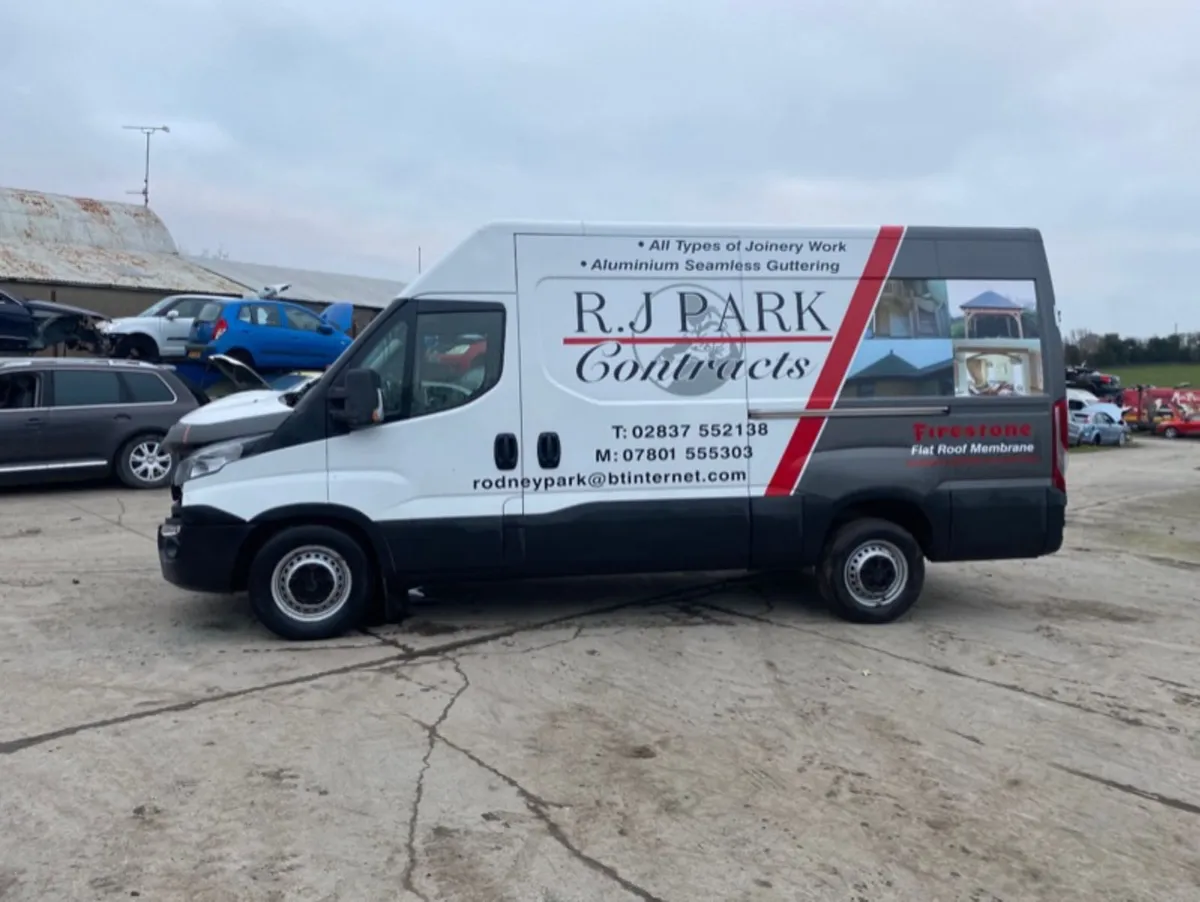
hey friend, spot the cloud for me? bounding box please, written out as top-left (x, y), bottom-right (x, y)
top-left (1, 0), bottom-right (1197, 335)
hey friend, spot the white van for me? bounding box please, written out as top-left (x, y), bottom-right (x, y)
top-left (159, 222), bottom-right (1067, 640)
top-left (1066, 387), bottom-right (1100, 412)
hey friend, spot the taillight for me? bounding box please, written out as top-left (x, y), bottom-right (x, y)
top-left (212, 318), bottom-right (228, 341)
top-left (1051, 398), bottom-right (1068, 493)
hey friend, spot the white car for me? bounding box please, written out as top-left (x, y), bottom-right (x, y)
top-left (100, 294), bottom-right (223, 361)
top-left (162, 354), bottom-right (322, 460)
top-left (100, 285), bottom-right (293, 361)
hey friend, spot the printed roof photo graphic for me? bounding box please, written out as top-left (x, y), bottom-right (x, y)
top-left (846, 339), bottom-right (954, 381)
top-left (959, 290), bottom-right (1025, 310)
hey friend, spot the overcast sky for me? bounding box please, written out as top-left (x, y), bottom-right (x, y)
top-left (2, 0), bottom-right (1196, 337)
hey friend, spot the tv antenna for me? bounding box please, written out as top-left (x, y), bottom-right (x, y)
top-left (122, 125), bottom-right (170, 207)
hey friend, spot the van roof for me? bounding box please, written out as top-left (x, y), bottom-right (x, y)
top-left (398, 221), bottom-right (1046, 301)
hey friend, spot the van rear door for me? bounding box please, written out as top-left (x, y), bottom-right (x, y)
top-left (513, 230), bottom-right (752, 576)
top-left (735, 227), bottom-right (1063, 566)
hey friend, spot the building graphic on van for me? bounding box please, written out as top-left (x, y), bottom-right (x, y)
top-left (844, 340), bottom-right (955, 399)
top-left (866, 279), bottom-right (952, 339)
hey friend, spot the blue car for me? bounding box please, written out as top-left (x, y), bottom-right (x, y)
top-left (185, 298), bottom-right (354, 371)
top-left (1069, 405), bottom-right (1129, 447)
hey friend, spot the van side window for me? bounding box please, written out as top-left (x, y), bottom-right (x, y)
top-left (412, 310), bottom-right (504, 418)
top-left (357, 318), bottom-right (409, 420)
top-left (348, 304), bottom-right (505, 423)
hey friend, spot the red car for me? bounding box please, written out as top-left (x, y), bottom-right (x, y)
top-left (425, 335), bottom-right (488, 376)
top-left (1155, 413), bottom-right (1200, 439)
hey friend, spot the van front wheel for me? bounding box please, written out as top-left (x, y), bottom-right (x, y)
top-left (248, 525), bottom-right (373, 641)
top-left (818, 518), bottom-right (925, 624)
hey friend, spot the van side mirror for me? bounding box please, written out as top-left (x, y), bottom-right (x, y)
top-left (165, 310), bottom-right (180, 321)
top-left (317, 323), bottom-right (334, 335)
top-left (340, 368), bottom-right (384, 428)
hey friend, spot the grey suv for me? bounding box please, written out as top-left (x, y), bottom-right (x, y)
top-left (0, 358), bottom-right (200, 489)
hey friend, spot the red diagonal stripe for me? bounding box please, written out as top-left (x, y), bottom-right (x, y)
top-left (764, 225), bottom-right (904, 497)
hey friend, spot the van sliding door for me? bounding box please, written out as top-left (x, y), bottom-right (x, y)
top-left (513, 230), bottom-right (752, 576)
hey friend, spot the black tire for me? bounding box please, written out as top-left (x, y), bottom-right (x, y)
top-left (1092, 432), bottom-right (1103, 446)
top-left (115, 433), bottom-right (175, 489)
top-left (817, 518), bottom-right (925, 624)
top-left (113, 333), bottom-right (160, 362)
top-left (248, 525), bottom-right (373, 641)
top-left (1164, 426), bottom-right (1179, 439)
top-left (225, 348), bottom-right (255, 369)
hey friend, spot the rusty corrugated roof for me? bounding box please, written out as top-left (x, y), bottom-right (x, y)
top-left (0, 187), bottom-right (246, 294)
top-left (186, 256), bottom-right (404, 308)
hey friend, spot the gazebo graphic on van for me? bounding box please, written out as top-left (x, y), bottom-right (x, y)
top-left (959, 290), bottom-right (1026, 340)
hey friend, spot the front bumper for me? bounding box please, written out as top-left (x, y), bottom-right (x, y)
top-left (158, 505), bottom-right (254, 594)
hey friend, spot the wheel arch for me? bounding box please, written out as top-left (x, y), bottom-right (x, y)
top-left (822, 489), bottom-right (941, 561)
top-left (224, 347), bottom-right (255, 366)
top-left (232, 503), bottom-right (394, 596)
top-left (113, 331), bottom-right (161, 357)
top-left (112, 427), bottom-right (167, 469)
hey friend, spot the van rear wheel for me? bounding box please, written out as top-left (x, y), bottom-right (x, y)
top-left (818, 518), bottom-right (925, 624)
top-left (248, 525), bottom-right (373, 641)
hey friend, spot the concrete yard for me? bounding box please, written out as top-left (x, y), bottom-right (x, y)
top-left (2, 442), bottom-right (1199, 902)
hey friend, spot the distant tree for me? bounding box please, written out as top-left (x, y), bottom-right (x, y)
top-left (176, 243), bottom-right (231, 260)
top-left (1063, 327), bottom-right (1200, 368)
top-left (197, 244), bottom-right (231, 260)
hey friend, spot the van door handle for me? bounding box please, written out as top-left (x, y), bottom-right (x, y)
top-left (114, 413), bottom-right (131, 422)
top-left (24, 416), bottom-right (44, 427)
top-left (536, 432), bottom-right (560, 469)
top-left (493, 433), bottom-right (518, 470)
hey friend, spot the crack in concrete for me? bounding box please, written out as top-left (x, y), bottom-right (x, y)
top-left (402, 658), bottom-right (472, 902)
top-left (420, 715), bottom-right (668, 902)
top-left (1050, 763), bottom-right (1200, 817)
top-left (697, 602), bottom-right (1171, 732)
top-left (0, 576), bottom-right (743, 756)
top-left (456, 625), bottom-right (587, 660)
top-left (66, 499), bottom-right (156, 543)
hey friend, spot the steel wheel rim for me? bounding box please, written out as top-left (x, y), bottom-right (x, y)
top-left (129, 440), bottom-right (172, 482)
top-left (271, 545), bottom-right (353, 623)
top-left (843, 540), bottom-right (908, 608)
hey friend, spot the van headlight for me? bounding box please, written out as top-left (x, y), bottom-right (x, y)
top-left (174, 434), bottom-right (268, 485)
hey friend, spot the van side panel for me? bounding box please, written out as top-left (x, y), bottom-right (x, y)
top-left (512, 232), bottom-right (754, 575)
top-left (762, 228), bottom-right (1063, 567)
top-left (238, 221), bottom-right (1064, 587)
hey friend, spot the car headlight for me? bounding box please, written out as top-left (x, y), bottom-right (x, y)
top-left (174, 434), bottom-right (270, 485)
top-left (95, 320), bottom-right (112, 333)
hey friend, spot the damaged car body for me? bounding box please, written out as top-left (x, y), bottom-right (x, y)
top-left (163, 353), bottom-right (323, 461)
top-left (0, 289), bottom-right (109, 354)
